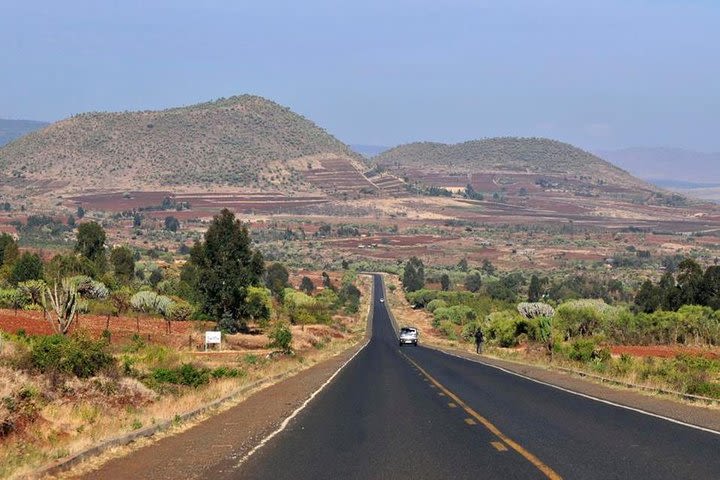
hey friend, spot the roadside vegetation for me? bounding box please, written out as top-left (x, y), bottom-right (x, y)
top-left (0, 209), bottom-right (369, 479)
top-left (395, 256), bottom-right (720, 401)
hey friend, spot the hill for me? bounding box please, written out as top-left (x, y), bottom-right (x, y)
top-left (0, 119), bottom-right (49, 147)
top-left (0, 96), bottom-right (365, 192)
top-left (596, 147), bottom-right (720, 184)
top-left (375, 138), bottom-right (648, 189)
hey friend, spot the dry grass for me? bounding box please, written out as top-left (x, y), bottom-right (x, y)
top-left (1, 279), bottom-right (372, 480)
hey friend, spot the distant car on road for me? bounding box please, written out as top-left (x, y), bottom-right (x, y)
top-left (398, 327), bottom-right (418, 346)
top-left (379, 297), bottom-right (385, 303)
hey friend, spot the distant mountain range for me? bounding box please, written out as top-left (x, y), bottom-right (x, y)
top-left (0, 119), bottom-right (49, 147)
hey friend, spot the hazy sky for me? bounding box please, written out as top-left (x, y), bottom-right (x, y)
top-left (2, 0), bottom-right (719, 151)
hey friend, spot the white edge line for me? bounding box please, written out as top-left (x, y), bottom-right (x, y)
top-left (435, 348), bottom-right (720, 437)
top-left (234, 337), bottom-right (371, 468)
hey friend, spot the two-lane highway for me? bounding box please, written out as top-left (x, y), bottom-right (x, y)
top-left (231, 275), bottom-right (720, 479)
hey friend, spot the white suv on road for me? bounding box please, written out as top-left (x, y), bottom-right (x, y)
top-left (398, 327), bottom-right (418, 347)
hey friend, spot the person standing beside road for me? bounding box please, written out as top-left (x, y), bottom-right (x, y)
top-left (474, 328), bottom-right (484, 354)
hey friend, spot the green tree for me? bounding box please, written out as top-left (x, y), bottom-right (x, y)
top-left (634, 279), bottom-right (661, 313)
top-left (164, 216), bottom-right (180, 232)
top-left (110, 246), bottom-right (135, 283)
top-left (265, 262), bottom-right (290, 298)
top-left (457, 257), bottom-right (468, 272)
top-left (300, 276), bottom-right (316, 294)
top-left (676, 258), bottom-right (704, 306)
top-left (76, 206), bottom-right (85, 219)
top-left (481, 259), bottom-right (496, 276)
top-left (659, 271), bottom-right (682, 311)
top-left (464, 271), bottom-right (483, 293)
top-left (402, 256), bottom-right (425, 292)
top-left (185, 209), bottom-right (264, 331)
top-left (75, 222), bottom-right (107, 273)
top-left (10, 252), bottom-right (44, 285)
top-left (321, 271), bottom-right (335, 291)
top-left (67, 214), bottom-right (76, 227)
top-left (45, 254), bottom-right (95, 280)
top-left (700, 266), bottom-right (720, 309)
top-left (133, 213), bottom-right (142, 227)
top-left (528, 274), bottom-right (542, 302)
top-left (268, 322), bottom-right (293, 353)
top-left (440, 273), bottom-right (451, 291)
top-left (0, 233), bottom-right (19, 266)
top-left (245, 286), bottom-right (273, 328)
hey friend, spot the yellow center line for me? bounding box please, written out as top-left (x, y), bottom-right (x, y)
top-left (402, 352), bottom-right (562, 480)
top-left (465, 418), bottom-right (477, 425)
top-left (448, 402), bottom-right (458, 408)
top-left (492, 441), bottom-right (509, 452)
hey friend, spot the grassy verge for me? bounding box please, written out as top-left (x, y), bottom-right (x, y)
top-left (0, 275), bottom-right (372, 479)
top-left (383, 275), bottom-right (720, 404)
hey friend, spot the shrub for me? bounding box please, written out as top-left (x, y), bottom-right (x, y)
top-left (567, 339), bottom-right (597, 363)
top-left (211, 366), bottom-right (244, 379)
top-left (268, 322), bottom-right (293, 353)
top-left (27, 334), bottom-right (114, 378)
top-left (166, 301), bottom-right (194, 322)
top-left (151, 363), bottom-right (210, 388)
top-left (426, 299), bottom-right (447, 313)
top-left (486, 311), bottom-right (525, 347)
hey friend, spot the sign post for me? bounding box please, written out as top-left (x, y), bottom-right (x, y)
top-left (205, 331), bottom-right (222, 351)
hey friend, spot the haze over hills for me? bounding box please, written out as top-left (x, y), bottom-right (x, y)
top-left (596, 147), bottom-right (720, 184)
top-left (0, 95), bottom-right (365, 193)
top-left (0, 119), bottom-right (49, 147)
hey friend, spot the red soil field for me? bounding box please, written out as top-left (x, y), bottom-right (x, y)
top-left (0, 309), bottom-right (210, 348)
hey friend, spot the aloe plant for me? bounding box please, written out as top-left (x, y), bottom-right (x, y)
top-left (44, 279), bottom-right (79, 335)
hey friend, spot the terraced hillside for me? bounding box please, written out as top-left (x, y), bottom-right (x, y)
top-left (0, 95), bottom-right (364, 193)
top-left (375, 137), bottom-right (652, 191)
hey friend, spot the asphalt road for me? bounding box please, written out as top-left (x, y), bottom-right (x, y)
top-left (233, 275), bottom-right (720, 479)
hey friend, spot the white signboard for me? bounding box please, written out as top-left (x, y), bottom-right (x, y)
top-left (205, 331), bottom-right (222, 350)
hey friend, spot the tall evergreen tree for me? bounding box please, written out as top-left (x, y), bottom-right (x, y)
top-left (185, 209), bottom-right (264, 332)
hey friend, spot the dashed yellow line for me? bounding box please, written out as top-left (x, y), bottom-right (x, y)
top-left (402, 353), bottom-right (562, 480)
top-left (448, 402), bottom-right (458, 408)
top-left (492, 441), bottom-right (509, 452)
top-left (464, 418), bottom-right (477, 425)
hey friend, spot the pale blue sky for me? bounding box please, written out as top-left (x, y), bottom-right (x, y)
top-left (2, 0), bottom-right (719, 151)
